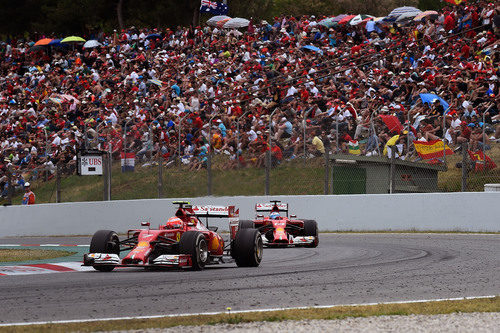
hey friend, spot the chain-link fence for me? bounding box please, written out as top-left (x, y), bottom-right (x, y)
top-left (2, 134), bottom-right (499, 205)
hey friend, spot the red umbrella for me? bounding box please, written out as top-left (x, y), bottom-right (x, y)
top-left (338, 15), bottom-right (356, 25)
top-left (379, 115), bottom-right (403, 134)
top-left (34, 38), bottom-right (53, 46)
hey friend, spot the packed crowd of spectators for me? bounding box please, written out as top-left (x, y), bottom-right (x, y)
top-left (0, 1), bottom-right (499, 196)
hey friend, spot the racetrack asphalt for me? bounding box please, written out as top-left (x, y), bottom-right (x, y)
top-left (0, 233), bottom-right (498, 324)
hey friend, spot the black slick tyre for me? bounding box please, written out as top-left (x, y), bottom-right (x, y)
top-left (179, 231), bottom-right (209, 270)
top-left (303, 220), bottom-right (319, 248)
top-left (238, 220), bottom-right (254, 229)
top-left (232, 228), bottom-right (263, 267)
top-left (89, 230), bottom-right (120, 272)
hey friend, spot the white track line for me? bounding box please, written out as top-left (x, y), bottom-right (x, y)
top-left (0, 244), bottom-right (89, 247)
top-left (0, 295), bottom-right (496, 327)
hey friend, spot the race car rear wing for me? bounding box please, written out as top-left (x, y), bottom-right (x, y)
top-left (191, 205), bottom-right (239, 218)
top-left (255, 203), bottom-right (289, 213)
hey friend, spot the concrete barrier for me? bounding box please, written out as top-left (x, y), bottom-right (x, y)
top-left (484, 184), bottom-right (500, 192)
top-left (0, 192), bottom-right (498, 237)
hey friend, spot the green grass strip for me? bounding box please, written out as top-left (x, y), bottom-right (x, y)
top-left (2, 296), bottom-right (498, 332)
top-left (0, 249), bottom-right (77, 263)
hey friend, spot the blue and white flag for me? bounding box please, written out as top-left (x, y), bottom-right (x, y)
top-left (200, 0), bottom-right (228, 15)
top-left (216, 2), bottom-right (228, 15)
top-left (200, 0), bottom-right (218, 13)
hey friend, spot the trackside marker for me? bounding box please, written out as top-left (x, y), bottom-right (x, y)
top-left (0, 295), bottom-right (496, 327)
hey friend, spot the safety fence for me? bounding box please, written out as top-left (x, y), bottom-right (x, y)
top-left (2, 140), bottom-right (498, 205)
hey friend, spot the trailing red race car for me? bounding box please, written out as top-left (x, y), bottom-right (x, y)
top-left (239, 200), bottom-right (319, 248)
top-left (83, 201), bottom-right (263, 271)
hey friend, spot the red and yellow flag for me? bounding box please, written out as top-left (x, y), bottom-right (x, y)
top-left (443, 0), bottom-right (466, 5)
top-left (468, 150), bottom-right (497, 172)
top-left (413, 140), bottom-right (453, 159)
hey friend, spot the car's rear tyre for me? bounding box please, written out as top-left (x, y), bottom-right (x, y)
top-left (232, 228), bottom-right (263, 267)
top-left (238, 220), bottom-right (254, 229)
top-left (89, 230), bottom-right (120, 272)
top-left (303, 220), bottom-right (319, 248)
top-left (179, 231), bottom-right (208, 270)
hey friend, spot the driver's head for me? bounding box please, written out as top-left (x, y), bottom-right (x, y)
top-left (270, 212), bottom-right (280, 220)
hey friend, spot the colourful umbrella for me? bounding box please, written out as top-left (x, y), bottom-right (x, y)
top-left (413, 10), bottom-right (438, 21)
top-left (379, 115), bottom-right (403, 134)
top-left (83, 40), bottom-right (102, 48)
top-left (48, 39), bottom-right (62, 45)
top-left (207, 15), bottom-right (231, 27)
top-left (223, 18), bottom-right (250, 29)
top-left (319, 17), bottom-right (338, 28)
top-left (60, 36), bottom-right (86, 43)
top-left (34, 38), bottom-right (53, 46)
top-left (338, 15), bottom-right (356, 25)
top-left (331, 14), bottom-right (348, 23)
top-left (216, 18), bottom-right (231, 28)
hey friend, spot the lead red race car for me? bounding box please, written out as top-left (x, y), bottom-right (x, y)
top-left (83, 201), bottom-right (263, 271)
top-left (239, 200), bottom-right (319, 247)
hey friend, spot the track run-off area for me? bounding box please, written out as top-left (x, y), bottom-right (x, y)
top-left (0, 233), bottom-right (498, 325)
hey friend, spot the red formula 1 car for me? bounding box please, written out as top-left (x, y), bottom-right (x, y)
top-left (239, 200), bottom-right (319, 248)
top-left (83, 201), bottom-right (263, 271)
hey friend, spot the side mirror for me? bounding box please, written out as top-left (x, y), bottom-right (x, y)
top-left (290, 214), bottom-right (297, 218)
top-left (141, 222), bottom-right (150, 227)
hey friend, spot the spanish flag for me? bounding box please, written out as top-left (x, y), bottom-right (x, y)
top-left (413, 140), bottom-right (453, 159)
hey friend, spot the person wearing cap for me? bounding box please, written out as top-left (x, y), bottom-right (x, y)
top-left (21, 182), bottom-right (35, 205)
top-left (274, 117), bottom-right (293, 141)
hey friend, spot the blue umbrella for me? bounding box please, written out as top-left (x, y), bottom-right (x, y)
top-left (146, 33), bottom-right (162, 40)
top-left (419, 93), bottom-right (449, 111)
top-left (388, 6), bottom-right (421, 18)
top-left (48, 39), bottom-right (62, 46)
top-left (301, 45), bottom-right (323, 55)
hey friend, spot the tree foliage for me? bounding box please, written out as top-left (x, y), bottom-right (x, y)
top-left (0, 0), bottom-right (433, 38)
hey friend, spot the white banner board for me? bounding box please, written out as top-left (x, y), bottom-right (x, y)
top-left (79, 155), bottom-right (103, 175)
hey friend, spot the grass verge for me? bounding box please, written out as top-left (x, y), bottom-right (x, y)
top-left (2, 296), bottom-right (498, 332)
top-left (322, 230), bottom-right (500, 234)
top-left (0, 249), bottom-right (77, 262)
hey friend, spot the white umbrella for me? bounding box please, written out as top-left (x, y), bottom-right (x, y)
top-left (396, 11), bottom-right (420, 22)
top-left (349, 14), bottom-right (375, 25)
top-left (83, 40), bottom-right (102, 48)
top-left (388, 6), bottom-right (421, 18)
top-left (207, 15), bottom-right (231, 27)
top-left (223, 18), bottom-right (250, 29)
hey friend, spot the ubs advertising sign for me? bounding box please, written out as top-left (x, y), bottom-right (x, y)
top-left (78, 150), bottom-right (104, 175)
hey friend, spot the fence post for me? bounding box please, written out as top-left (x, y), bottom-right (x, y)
top-left (265, 149), bottom-right (270, 195)
top-left (389, 146), bottom-right (395, 194)
top-left (102, 154), bottom-right (108, 201)
top-left (207, 149), bottom-right (212, 196)
top-left (56, 164), bottom-right (61, 203)
top-left (324, 144), bottom-right (330, 195)
top-left (103, 153), bottom-right (108, 201)
top-left (108, 146), bottom-right (112, 200)
top-left (461, 142), bottom-right (468, 192)
top-left (6, 167), bottom-right (12, 205)
top-left (158, 154), bottom-right (163, 198)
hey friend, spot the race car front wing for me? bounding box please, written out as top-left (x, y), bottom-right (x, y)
top-left (263, 236), bottom-right (316, 246)
top-left (83, 253), bottom-right (193, 268)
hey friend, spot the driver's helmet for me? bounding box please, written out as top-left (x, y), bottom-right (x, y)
top-left (270, 212), bottom-right (280, 220)
top-left (165, 217), bottom-right (183, 229)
